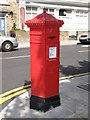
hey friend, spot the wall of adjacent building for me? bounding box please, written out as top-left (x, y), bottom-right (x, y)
top-left (0, 0), bottom-right (19, 36)
top-left (18, 1), bottom-right (88, 40)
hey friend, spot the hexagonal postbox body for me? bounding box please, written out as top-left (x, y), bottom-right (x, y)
top-left (25, 11), bottom-right (64, 112)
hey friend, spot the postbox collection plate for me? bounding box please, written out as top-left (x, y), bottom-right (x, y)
top-left (49, 47), bottom-right (57, 59)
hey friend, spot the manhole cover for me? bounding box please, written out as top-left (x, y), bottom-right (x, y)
top-left (77, 83), bottom-right (90, 92)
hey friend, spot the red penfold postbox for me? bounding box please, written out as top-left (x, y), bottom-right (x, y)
top-left (25, 11), bottom-right (64, 112)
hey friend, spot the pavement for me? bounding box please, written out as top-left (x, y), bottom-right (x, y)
top-left (0, 75), bottom-right (89, 119)
top-left (18, 40), bottom-right (80, 48)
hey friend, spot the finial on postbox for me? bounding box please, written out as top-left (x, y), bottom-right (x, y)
top-left (43, 10), bottom-right (46, 13)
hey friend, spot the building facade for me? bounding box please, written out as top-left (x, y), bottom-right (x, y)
top-left (19, 0), bottom-right (88, 40)
top-left (0, 0), bottom-right (88, 39)
top-left (0, 0), bottom-right (19, 36)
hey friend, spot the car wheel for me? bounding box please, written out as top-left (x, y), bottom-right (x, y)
top-left (2, 41), bottom-right (13, 52)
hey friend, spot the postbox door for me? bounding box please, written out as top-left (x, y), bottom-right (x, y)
top-left (45, 42), bottom-right (60, 97)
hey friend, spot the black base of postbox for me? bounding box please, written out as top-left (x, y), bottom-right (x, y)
top-left (30, 95), bottom-right (60, 112)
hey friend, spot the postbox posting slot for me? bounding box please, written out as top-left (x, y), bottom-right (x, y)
top-left (48, 36), bottom-right (56, 39)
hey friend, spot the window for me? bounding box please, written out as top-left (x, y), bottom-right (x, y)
top-left (65, 10), bottom-right (72, 13)
top-left (26, 6), bottom-right (37, 19)
top-left (59, 9), bottom-right (66, 16)
top-left (49, 9), bottom-right (54, 12)
top-left (26, 7), bottom-right (31, 11)
top-left (0, 13), bottom-right (5, 17)
top-left (0, 0), bottom-right (9, 4)
top-left (32, 7), bottom-right (37, 11)
top-left (43, 8), bottom-right (48, 12)
top-left (26, 7), bottom-right (37, 11)
top-left (43, 8), bottom-right (54, 15)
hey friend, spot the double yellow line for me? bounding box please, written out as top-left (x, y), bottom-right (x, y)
top-left (0, 85), bottom-right (31, 105)
top-left (59, 72), bottom-right (90, 80)
top-left (0, 72), bottom-right (89, 105)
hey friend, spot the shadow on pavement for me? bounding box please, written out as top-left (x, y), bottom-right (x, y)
top-left (80, 42), bottom-right (90, 45)
top-left (0, 48), bottom-right (18, 53)
top-left (60, 60), bottom-right (90, 77)
top-left (11, 48), bottom-right (19, 52)
top-left (0, 49), bottom-right (2, 52)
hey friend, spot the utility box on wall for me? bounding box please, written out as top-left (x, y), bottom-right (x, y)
top-left (25, 11), bottom-right (64, 112)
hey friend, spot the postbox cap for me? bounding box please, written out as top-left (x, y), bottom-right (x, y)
top-left (25, 11), bottom-right (64, 27)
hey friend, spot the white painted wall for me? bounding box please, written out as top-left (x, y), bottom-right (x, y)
top-left (19, 1), bottom-right (88, 33)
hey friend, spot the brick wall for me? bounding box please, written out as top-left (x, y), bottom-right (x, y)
top-left (60, 31), bottom-right (69, 40)
top-left (0, 0), bottom-right (19, 35)
top-left (15, 30), bottom-right (29, 42)
top-left (15, 31), bottom-right (69, 42)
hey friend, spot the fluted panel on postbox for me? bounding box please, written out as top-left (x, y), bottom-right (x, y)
top-left (25, 11), bottom-right (64, 112)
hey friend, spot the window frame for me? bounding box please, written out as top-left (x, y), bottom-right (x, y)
top-left (26, 6), bottom-right (37, 20)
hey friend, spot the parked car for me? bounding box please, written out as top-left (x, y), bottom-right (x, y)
top-left (0, 36), bottom-right (18, 52)
top-left (79, 31), bottom-right (90, 44)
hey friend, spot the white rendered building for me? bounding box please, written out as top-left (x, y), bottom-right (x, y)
top-left (19, 0), bottom-right (89, 39)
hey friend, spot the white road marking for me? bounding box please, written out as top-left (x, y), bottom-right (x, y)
top-left (78, 50), bottom-right (90, 53)
top-left (59, 79), bottom-right (71, 84)
top-left (0, 55), bottom-right (30, 60)
top-left (82, 45), bottom-right (90, 48)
